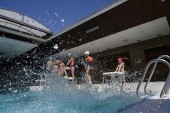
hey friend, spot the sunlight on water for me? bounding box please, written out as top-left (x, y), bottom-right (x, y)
top-left (0, 73), bottom-right (141, 113)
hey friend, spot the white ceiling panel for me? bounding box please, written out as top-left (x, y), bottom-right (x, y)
top-left (102, 34), bottom-right (120, 44)
top-left (138, 17), bottom-right (170, 38)
top-left (78, 43), bottom-right (95, 53)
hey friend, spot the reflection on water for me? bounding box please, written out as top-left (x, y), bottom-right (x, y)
top-left (0, 73), bottom-right (141, 113)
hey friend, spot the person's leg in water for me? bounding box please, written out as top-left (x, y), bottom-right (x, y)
top-left (64, 69), bottom-right (68, 77)
top-left (59, 66), bottom-right (66, 77)
top-left (65, 67), bottom-right (70, 77)
top-left (59, 67), bottom-right (64, 76)
top-left (59, 61), bottom-right (67, 77)
top-left (86, 66), bottom-right (92, 84)
top-left (70, 66), bottom-right (75, 82)
top-left (65, 66), bottom-right (75, 83)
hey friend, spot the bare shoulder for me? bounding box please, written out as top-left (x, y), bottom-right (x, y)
top-left (120, 62), bottom-right (125, 66)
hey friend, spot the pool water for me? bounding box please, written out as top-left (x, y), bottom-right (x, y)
top-left (0, 73), bottom-right (141, 113)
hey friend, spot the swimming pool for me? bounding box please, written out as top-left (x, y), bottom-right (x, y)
top-left (0, 73), bottom-right (141, 113)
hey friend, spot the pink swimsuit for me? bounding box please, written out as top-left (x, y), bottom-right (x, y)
top-left (69, 59), bottom-right (75, 67)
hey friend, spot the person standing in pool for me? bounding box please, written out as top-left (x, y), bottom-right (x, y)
top-left (65, 54), bottom-right (75, 82)
top-left (84, 51), bottom-right (93, 84)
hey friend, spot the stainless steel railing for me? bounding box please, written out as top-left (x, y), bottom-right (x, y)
top-left (144, 55), bottom-right (170, 96)
top-left (136, 55), bottom-right (170, 98)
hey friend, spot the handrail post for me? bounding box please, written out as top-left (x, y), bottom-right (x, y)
top-left (144, 62), bottom-right (157, 94)
top-left (136, 58), bottom-right (170, 97)
top-left (144, 55), bottom-right (170, 95)
top-left (165, 79), bottom-right (170, 95)
top-left (136, 61), bottom-right (153, 96)
top-left (160, 70), bottom-right (170, 98)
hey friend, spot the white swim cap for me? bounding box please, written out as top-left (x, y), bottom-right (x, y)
top-left (84, 51), bottom-right (90, 55)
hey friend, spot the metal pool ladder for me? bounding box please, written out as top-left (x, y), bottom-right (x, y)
top-left (136, 55), bottom-right (170, 98)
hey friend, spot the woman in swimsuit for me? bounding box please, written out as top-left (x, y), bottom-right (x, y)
top-left (115, 58), bottom-right (126, 85)
top-left (115, 58), bottom-right (125, 72)
top-left (66, 56), bottom-right (75, 82)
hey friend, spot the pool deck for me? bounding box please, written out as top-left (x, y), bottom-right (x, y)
top-left (29, 81), bottom-right (166, 95)
top-left (76, 82), bottom-right (165, 94)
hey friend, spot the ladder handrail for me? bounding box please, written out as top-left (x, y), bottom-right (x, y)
top-left (136, 58), bottom-right (170, 97)
top-left (160, 68), bottom-right (170, 97)
top-left (144, 55), bottom-right (170, 95)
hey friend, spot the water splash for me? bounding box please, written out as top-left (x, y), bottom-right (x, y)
top-left (0, 72), bottom-right (141, 113)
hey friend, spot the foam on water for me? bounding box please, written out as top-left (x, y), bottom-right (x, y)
top-left (0, 73), bottom-right (141, 113)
